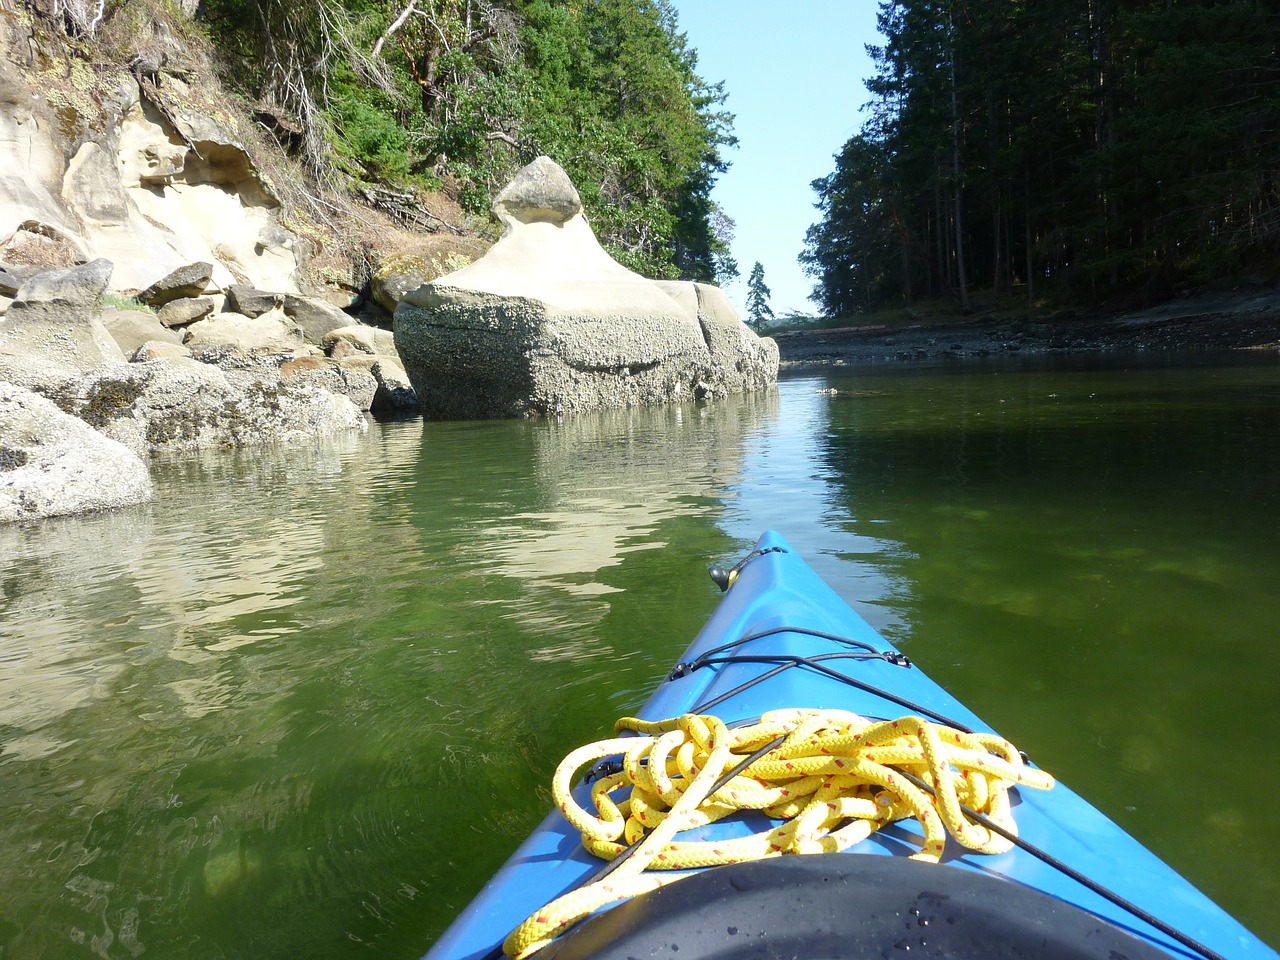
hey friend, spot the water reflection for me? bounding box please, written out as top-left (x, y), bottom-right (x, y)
top-left (2, 358), bottom-right (1276, 957)
top-left (0, 390), bottom-right (789, 960)
top-left (719, 377), bottom-right (911, 635)
top-left (466, 395), bottom-right (778, 604)
top-left (809, 356), bottom-right (1280, 942)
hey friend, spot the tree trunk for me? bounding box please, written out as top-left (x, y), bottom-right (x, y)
top-left (948, 5), bottom-right (971, 312)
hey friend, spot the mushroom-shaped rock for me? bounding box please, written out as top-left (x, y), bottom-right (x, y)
top-left (393, 156), bottom-right (776, 419)
top-left (491, 155), bottom-right (583, 227)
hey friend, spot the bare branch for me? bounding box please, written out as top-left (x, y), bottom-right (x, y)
top-left (372, 0), bottom-right (418, 60)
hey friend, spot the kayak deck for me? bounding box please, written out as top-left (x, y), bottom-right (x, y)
top-left (424, 531), bottom-right (1275, 960)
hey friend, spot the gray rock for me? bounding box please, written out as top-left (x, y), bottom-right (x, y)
top-left (183, 309), bottom-right (304, 353)
top-left (328, 338), bottom-right (362, 361)
top-left (657, 281), bottom-right (780, 397)
top-left (280, 356), bottom-right (377, 412)
top-left (11, 257), bottom-right (113, 312)
top-left (492, 155), bottom-right (583, 227)
top-left (184, 340), bottom-right (301, 385)
top-left (138, 262), bottom-right (214, 307)
top-left (0, 265), bottom-right (23, 298)
top-left (224, 284), bottom-right (283, 317)
top-left (393, 157), bottom-right (776, 419)
top-left (58, 359), bottom-right (367, 455)
top-left (0, 382), bottom-right (152, 524)
top-left (225, 285), bottom-right (351, 343)
top-left (322, 323), bottom-right (398, 357)
top-left (132, 340), bottom-right (192, 361)
top-left (0, 259), bottom-right (125, 373)
top-left (101, 307), bottom-right (184, 354)
top-left (336, 354), bottom-right (418, 411)
top-left (281, 296), bottom-right (351, 344)
top-left (372, 263), bottom-right (432, 314)
top-left (370, 357), bottom-right (417, 411)
top-left (157, 296), bottom-right (215, 328)
top-left (0, 355), bottom-right (75, 394)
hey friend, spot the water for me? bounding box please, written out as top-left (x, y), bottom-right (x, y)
top-left (1, 351), bottom-right (1277, 957)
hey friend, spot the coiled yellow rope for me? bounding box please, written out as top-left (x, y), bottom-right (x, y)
top-left (503, 708), bottom-right (1054, 959)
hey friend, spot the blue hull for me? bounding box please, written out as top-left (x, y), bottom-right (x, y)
top-left (425, 531), bottom-right (1275, 960)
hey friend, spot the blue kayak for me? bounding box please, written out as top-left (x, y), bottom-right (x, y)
top-left (425, 531), bottom-right (1276, 960)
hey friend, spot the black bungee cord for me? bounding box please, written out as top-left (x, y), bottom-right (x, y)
top-left (477, 541), bottom-right (1226, 960)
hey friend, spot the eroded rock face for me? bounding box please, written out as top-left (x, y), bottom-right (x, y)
top-left (393, 156), bottom-right (777, 419)
top-left (0, 382), bottom-right (152, 523)
top-left (0, 35), bottom-right (308, 294)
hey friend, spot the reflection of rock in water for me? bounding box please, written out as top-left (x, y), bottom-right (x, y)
top-left (0, 505), bottom-right (154, 758)
top-left (469, 390), bottom-right (779, 608)
top-left (0, 423), bottom-right (429, 735)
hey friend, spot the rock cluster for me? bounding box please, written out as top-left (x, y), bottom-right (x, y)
top-left (0, 258), bottom-right (416, 524)
top-left (394, 157), bottom-right (778, 419)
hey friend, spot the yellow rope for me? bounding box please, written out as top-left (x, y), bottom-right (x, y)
top-left (503, 708), bottom-right (1054, 959)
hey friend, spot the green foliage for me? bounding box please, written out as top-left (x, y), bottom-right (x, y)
top-left (330, 82), bottom-right (412, 181)
top-left (102, 292), bottom-right (153, 313)
top-left (805, 0), bottom-right (1280, 315)
top-left (194, 0), bottom-right (735, 282)
top-left (745, 261), bottom-right (774, 330)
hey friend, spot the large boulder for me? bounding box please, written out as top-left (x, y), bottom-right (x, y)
top-left (0, 259), bottom-right (125, 373)
top-left (157, 296), bottom-right (216, 328)
top-left (137, 261), bottom-right (214, 307)
top-left (101, 306), bottom-right (185, 355)
top-left (0, 382), bottom-right (152, 524)
top-left (393, 156), bottom-right (777, 419)
top-left (55, 359), bottom-right (367, 456)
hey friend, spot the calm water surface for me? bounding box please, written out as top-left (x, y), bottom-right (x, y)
top-left (2, 351), bottom-right (1277, 957)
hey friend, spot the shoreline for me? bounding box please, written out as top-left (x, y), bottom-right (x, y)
top-left (771, 289), bottom-right (1280, 368)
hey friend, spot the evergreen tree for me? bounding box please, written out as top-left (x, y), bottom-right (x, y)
top-left (805, 0), bottom-right (1280, 314)
top-left (195, 0), bottom-right (737, 283)
top-left (745, 261), bottom-right (775, 329)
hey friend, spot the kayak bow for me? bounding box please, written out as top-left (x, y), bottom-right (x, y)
top-left (424, 531), bottom-right (1276, 960)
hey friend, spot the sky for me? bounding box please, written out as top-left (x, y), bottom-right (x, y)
top-left (671, 1), bottom-right (882, 317)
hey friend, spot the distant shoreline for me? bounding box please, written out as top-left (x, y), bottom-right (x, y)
top-left (772, 289), bottom-right (1280, 368)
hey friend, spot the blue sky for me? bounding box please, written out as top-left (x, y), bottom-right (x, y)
top-left (671, 2), bottom-right (882, 316)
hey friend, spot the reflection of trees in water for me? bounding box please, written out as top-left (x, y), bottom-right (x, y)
top-left (811, 362), bottom-right (1280, 943)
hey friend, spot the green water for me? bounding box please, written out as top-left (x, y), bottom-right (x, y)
top-left (1, 352), bottom-right (1277, 957)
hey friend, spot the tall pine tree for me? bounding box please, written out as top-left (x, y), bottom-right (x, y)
top-left (805, 0), bottom-right (1280, 315)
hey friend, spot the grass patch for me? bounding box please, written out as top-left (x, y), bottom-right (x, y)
top-left (102, 293), bottom-right (154, 313)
